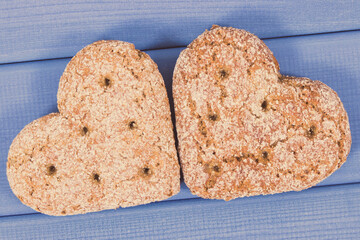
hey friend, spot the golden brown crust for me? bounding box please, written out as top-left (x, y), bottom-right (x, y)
top-left (7, 41), bottom-right (180, 216)
top-left (173, 26), bottom-right (351, 200)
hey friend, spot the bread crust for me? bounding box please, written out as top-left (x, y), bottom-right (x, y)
top-left (173, 26), bottom-right (351, 200)
top-left (7, 41), bottom-right (180, 215)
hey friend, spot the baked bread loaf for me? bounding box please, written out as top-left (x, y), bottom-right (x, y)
top-left (173, 25), bottom-right (351, 200)
top-left (7, 40), bottom-right (180, 215)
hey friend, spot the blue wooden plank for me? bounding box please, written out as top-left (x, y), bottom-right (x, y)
top-left (1, 31), bottom-right (360, 217)
top-left (1, 183), bottom-right (359, 239)
top-left (1, 0), bottom-right (360, 64)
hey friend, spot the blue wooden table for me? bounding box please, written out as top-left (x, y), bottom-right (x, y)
top-left (0, 1), bottom-right (359, 239)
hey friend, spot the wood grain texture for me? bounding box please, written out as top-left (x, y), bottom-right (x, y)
top-left (0, 0), bottom-right (359, 63)
top-left (1, 31), bottom-right (359, 216)
top-left (1, 183), bottom-right (359, 239)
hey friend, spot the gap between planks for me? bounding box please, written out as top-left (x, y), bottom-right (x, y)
top-left (1, 181), bottom-right (359, 219)
top-left (0, 28), bottom-right (359, 67)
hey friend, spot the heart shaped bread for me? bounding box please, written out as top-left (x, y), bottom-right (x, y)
top-left (173, 26), bottom-right (351, 200)
top-left (7, 41), bottom-right (180, 215)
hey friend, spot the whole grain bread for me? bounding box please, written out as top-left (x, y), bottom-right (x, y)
top-left (7, 40), bottom-right (180, 215)
top-left (173, 25), bottom-right (351, 200)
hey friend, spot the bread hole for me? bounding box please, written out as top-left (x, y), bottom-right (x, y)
top-left (103, 77), bottom-right (111, 87)
top-left (143, 167), bottom-right (150, 175)
top-left (257, 150), bottom-right (270, 165)
top-left (262, 151), bottom-right (268, 159)
top-left (104, 78), bottom-right (111, 87)
top-left (208, 114), bottom-right (218, 121)
top-left (276, 173), bottom-right (280, 178)
top-left (47, 165), bottom-right (56, 176)
top-left (219, 69), bottom-right (229, 79)
top-left (212, 165), bottom-right (220, 173)
top-left (212, 151), bottom-right (216, 155)
top-left (139, 167), bottom-right (153, 178)
top-left (81, 126), bottom-right (89, 136)
top-left (129, 121), bottom-right (138, 130)
top-left (307, 125), bottom-right (317, 138)
top-left (61, 210), bottom-right (66, 215)
top-left (261, 100), bottom-right (268, 111)
top-left (99, 76), bottom-right (112, 88)
top-left (93, 173), bottom-right (100, 183)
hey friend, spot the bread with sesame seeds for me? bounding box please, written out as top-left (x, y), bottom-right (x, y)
top-left (7, 40), bottom-right (180, 215)
top-left (173, 25), bottom-right (351, 200)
